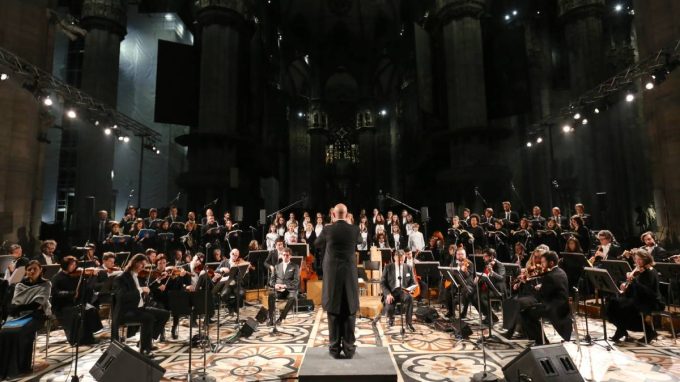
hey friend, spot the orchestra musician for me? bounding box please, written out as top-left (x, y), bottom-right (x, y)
top-left (81, 243), bottom-right (101, 267)
top-left (35, 240), bottom-right (57, 265)
top-left (91, 252), bottom-right (122, 306)
top-left (1, 244), bottom-right (30, 320)
top-left (504, 245), bottom-right (549, 339)
top-left (439, 245), bottom-right (473, 318)
top-left (0, 260), bottom-right (51, 379)
top-left (470, 249), bottom-right (506, 326)
top-left (51, 256), bottom-right (103, 345)
top-left (214, 249), bottom-right (252, 314)
top-left (637, 231), bottom-right (667, 263)
top-left (519, 250), bottom-right (572, 344)
top-left (267, 247), bottom-right (299, 325)
top-left (112, 253), bottom-right (170, 357)
top-left (380, 250), bottom-right (416, 332)
top-left (607, 248), bottom-right (664, 343)
top-left (148, 254), bottom-right (191, 340)
top-left (563, 236), bottom-right (584, 254)
top-left (589, 230), bottom-right (622, 266)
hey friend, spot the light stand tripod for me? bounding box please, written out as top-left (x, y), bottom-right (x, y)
top-left (192, 275), bottom-right (215, 382)
top-left (68, 274), bottom-right (88, 382)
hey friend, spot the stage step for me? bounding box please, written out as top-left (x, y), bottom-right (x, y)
top-left (299, 347), bottom-right (397, 382)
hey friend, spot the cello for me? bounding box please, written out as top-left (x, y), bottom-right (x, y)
top-left (299, 250), bottom-right (318, 293)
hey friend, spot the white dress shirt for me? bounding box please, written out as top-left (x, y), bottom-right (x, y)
top-left (131, 272), bottom-right (144, 307)
top-left (408, 231), bottom-right (425, 251)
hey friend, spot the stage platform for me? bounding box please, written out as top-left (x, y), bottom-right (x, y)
top-left (18, 301), bottom-right (680, 382)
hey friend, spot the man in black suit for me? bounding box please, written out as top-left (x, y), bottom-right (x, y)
top-left (315, 203), bottom-right (361, 359)
top-left (590, 230), bottom-right (623, 266)
top-left (470, 248), bottom-right (506, 325)
top-left (112, 253), bottom-right (170, 357)
top-left (267, 247), bottom-right (300, 325)
top-left (520, 251), bottom-right (572, 344)
top-left (501, 201), bottom-right (520, 230)
top-left (35, 240), bottom-right (57, 265)
top-left (91, 210), bottom-right (111, 247)
top-left (265, 238), bottom-right (286, 271)
top-left (639, 231), bottom-right (668, 263)
top-left (381, 250), bottom-right (416, 331)
top-left (529, 206), bottom-right (546, 230)
top-left (550, 207), bottom-right (569, 230)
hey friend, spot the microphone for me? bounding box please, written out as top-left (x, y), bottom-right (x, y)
top-left (249, 226), bottom-right (257, 231)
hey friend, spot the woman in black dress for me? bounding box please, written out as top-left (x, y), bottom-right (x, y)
top-left (607, 249), bottom-right (665, 342)
top-left (0, 260), bottom-right (51, 379)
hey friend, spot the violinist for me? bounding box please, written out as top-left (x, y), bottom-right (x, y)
top-left (145, 248), bottom-right (158, 265)
top-left (81, 243), bottom-right (101, 267)
top-left (607, 249), bottom-right (664, 343)
top-left (519, 251), bottom-right (572, 345)
top-left (51, 256), bottom-right (103, 345)
top-left (471, 248), bottom-right (506, 326)
top-left (213, 249), bottom-right (251, 314)
top-left (504, 245), bottom-right (549, 340)
top-left (511, 242), bottom-right (529, 267)
top-left (149, 254), bottom-right (191, 340)
top-left (91, 252), bottom-right (122, 306)
top-left (439, 246), bottom-right (473, 318)
top-left (111, 254), bottom-right (170, 357)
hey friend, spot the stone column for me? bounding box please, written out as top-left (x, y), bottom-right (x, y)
top-left (559, 0), bottom-right (605, 94)
top-left (356, 109), bottom-right (376, 209)
top-left (75, 0), bottom-right (126, 236)
top-left (179, 0), bottom-right (251, 211)
top-left (436, 0), bottom-right (487, 166)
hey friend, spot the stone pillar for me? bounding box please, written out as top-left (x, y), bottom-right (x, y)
top-left (75, 0), bottom-right (126, 236)
top-left (559, 0), bottom-right (605, 94)
top-left (436, 0), bottom-right (487, 166)
top-left (179, 0), bottom-right (251, 212)
top-left (414, 22), bottom-right (433, 114)
top-left (357, 109), bottom-right (376, 209)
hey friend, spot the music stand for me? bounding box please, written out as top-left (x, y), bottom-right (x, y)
top-left (600, 260), bottom-right (632, 284)
top-left (415, 262), bottom-right (439, 306)
top-left (654, 263), bottom-right (680, 304)
top-left (245, 250), bottom-right (269, 298)
top-left (114, 252), bottom-right (131, 268)
top-left (149, 219), bottom-right (165, 230)
top-left (472, 255), bottom-right (485, 273)
top-left (0, 255), bottom-right (13, 275)
top-left (502, 263), bottom-right (521, 298)
top-left (287, 243), bottom-right (308, 258)
top-left (167, 290), bottom-right (211, 381)
top-left (290, 256), bottom-right (303, 268)
top-left (474, 273), bottom-right (507, 345)
top-left (136, 229), bottom-right (156, 240)
top-left (157, 232), bottom-right (175, 254)
top-left (379, 249), bottom-right (393, 265)
top-left (417, 251), bottom-right (434, 262)
top-left (357, 250), bottom-right (370, 263)
top-left (583, 268), bottom-right (619, 351)
top-left (42, 264), bottom-right (60, 279)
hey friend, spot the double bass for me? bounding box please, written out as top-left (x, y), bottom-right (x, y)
top-left (299, 250), bottom-right (318, 293)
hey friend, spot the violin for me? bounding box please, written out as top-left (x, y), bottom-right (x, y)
top-left (106, 266), bottom-right (122, 274)
top-left (68, 267), bottom-right (100, 277)
top-left (621, 266), bottom-right (644, 293)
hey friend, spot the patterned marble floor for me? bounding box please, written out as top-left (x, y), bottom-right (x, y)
top-left (11, 302), bottom-right (680, 382)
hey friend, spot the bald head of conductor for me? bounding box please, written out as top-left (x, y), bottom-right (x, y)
top-left (332, 203), bottom-right (349, 223)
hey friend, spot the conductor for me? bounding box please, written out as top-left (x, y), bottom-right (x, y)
top-left (315, 204), bottom-right (361, 359)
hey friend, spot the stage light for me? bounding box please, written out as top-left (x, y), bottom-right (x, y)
top-left (512, 10), bottom-right (518, 16)
top-left (526, 141), bottom-right (532, 147)
top-left (94, 120), bottom-right (100, 126)
top-left (118, 136), bottom-right (124, 141)
top-left (123, 136), bottom-right (130, 143)
top-left (104, 128), bottom-right (112, 135)
top-left (536, 137), bottom-right (543, 144)
top-left (0, 73), bottom-right (8, 81)
top-left (164, 13), bottom-right (174, 21)
top-left (43, 97), bottom-right (53, 106)
top-left (594, 107), bottom-right (600, 114)
top-left (504, 14), bottom-right (510, 20)
top-left (645, 81), bottom-right (654, 90)
top-left (66, 109), bottom-right (77, 119)
top-left (625, 93), bottom-right (635, 102)
top-left (582, 118), bottom-right (589, 125)
top-left (156, 149), bottom-right (161, 154)
top-left (380, 109), bottom-right (387, 116)
top-left (573, 112), bottom-right (581, 120)
top-left (297, 111), bottom-right (304, 118)
top-left (113, 124), bottom-right (118, 129)
top-left (562, 124), bottom-right (572, 133)
top-left (614, 4), bottom-right (623, 12)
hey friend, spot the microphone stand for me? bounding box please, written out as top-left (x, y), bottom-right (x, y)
top-left (69, 273), bottom-right (88, 382)
top-left (266, 199), bottom-right (304, 224)
top-left (194, 274), bottom-right (215, 382)
top-left (474, 187), bottom-right (488, 208)
top-left (384, 194), bottom-right (420, 216)
top-left (397, 276), bottom-right (406, 341)
top-left (469, 246), bottom-right (500, 382)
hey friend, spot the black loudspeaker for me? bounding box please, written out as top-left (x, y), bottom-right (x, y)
top-left (445, 202), bottom-right (455, 219)
top-left (237, 317), bottom-right (258, 337)
top-left (298, 298), bottom-right (315, 312)
top-left (420, 207), bottom-right (429, 222)
top-left (255, 307), bottom-right (269, 323)
top-left (415, 306), bottom-right (439, 323)
top-left (596, 192), bottom-right (608, 212)
top-left (90, 340), bottom-right (165, 382)
top-left (433, 318), bottom-right (472, 338)
top-left (234, 206), bottom-right (244, 222)
top-left (502, 343), bottom-right (584, 382)
top-left (259, 209), bottom-right (266, 225)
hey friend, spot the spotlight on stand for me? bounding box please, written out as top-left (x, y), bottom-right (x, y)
top-left (594, 107), bottom-right (600, 114)
top-left (118, 136), bottom-right (124, 141)
top-left (526, 141), bottom-right (532, 148)
top-left (625, 92), bottom-right (635, 103)
top-left (0, 73), bottom-right (8, 81)
top-left (123, 136), bottom-right (130, 143)
top-left (582, 118), bottom-right (589, 125)
top-left (66, 109), bottom-right (77, 119)
top-left (536, 137), bottom-right (543, 144)
top-left (104, 128), bottom-right (112, 135)
top-left (573, 112), bottom-right (581, 120)
top-left (379, 109), bottom-right (387, 116)
top-left (562, 124), bottom-right (573, 133)
top-left (645, 81), bottom-right (655, 90)
top-left (43, 96), bottom-right (53, 106)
